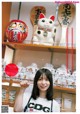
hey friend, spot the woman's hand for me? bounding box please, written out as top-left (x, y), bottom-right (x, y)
top-left (20, 80), bottom-right (31, 87)
top-left (19, 79), bottom-right (33, 93)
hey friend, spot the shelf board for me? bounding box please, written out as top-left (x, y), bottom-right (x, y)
top-left (2, 42), bottom-right (76, 53)
top-left (2, 79), bottom-right (76, 94)
top-left (2, 79), bottom-right (10, 83)
top-left (53, 86), bottom-right (76, 94)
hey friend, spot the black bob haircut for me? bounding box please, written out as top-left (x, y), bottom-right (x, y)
top-left (31, 68), bottom-right (53, 100)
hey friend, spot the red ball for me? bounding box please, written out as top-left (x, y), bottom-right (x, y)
top-left (6, 20), bottom-right (28, 43)
top-left (5, 63), bottom-right (18, 77)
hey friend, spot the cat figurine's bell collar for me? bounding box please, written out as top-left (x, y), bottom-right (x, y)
top-left (43, 30), bottom-right (48, 37)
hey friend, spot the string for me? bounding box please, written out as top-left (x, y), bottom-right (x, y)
top-left (18, 2), bottom-right (21, 20)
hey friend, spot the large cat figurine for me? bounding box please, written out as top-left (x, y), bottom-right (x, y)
top-left (32, 13), bottom-right (55, 46)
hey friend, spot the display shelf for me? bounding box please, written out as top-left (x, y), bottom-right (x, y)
top-left (2, 79), bottom-right (76, 94)
top-left (2, 85), bottom-right (9, 106)
top-left (53, 86), bottom-right (76, 94)
top-left (2, 84), bottom-right (20, 107)
top-left (2, 102), bottom-right (9, 106)
top-left (2, 79), bottom-right (10, 83)
top-left (2, 79), bottom-right (20, 86)
top-left (2, 41), bottom-right (76, 53)
top-left (61, 109), bottom-right (76, 112)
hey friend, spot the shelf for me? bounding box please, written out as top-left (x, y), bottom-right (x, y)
top-left (61, 109), bottom-right (76, 112)
top-left (53, 86), bottom-right (76, 94)
top-left (2, 79), bottom-right (76, 94)
top-left (2, 42), bottom-right (76, 53)
top-left (2, 78), bottom-right (19, 85)
top-left (2, 79), bottom-right (10, 83)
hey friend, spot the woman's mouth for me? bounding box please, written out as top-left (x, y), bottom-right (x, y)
top-left (40, 85), bottom-right (47, 89)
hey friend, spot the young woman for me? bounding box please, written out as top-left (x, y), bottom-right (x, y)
top-left (14, 68), bottom-right (60, 112)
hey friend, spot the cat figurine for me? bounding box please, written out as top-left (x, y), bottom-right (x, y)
top-left (32, 13), bottom-right (55, 46)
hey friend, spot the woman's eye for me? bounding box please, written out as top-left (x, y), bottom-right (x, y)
top-left (42, 20), bottom-right (45, 22)
top-left (39, 78), bottom-right (42, 80)
top-left (45, 78), bottom-right (49, 81)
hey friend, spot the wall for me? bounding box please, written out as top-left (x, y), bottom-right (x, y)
top-left (2, 2), bottom-right (12, 42)
top-left (2, 2), bottom-right (12, 58)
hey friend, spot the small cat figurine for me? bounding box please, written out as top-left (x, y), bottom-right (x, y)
top-left (32, 13), bottom-right (55, 46)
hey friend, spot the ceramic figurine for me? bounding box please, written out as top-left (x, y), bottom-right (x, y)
top-left (26, 63), bottom-right (39, 80)
top-left (6, 20), bottom-right (28, 43)
top-left (32, 13), bottom-right (55, 45)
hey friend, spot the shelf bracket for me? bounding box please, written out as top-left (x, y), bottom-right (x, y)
top-left (48, 48), bottom-right (54, 64)
top-left (50, 51), bottom-right (53, 64)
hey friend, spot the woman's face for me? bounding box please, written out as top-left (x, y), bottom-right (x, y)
top-left (37, 74), bottom-right (50, 92)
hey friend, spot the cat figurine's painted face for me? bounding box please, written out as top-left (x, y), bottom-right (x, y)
top-left (38, 13), bottom-right (55, 30)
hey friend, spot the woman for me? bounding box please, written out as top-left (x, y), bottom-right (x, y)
top-left (14, 68), bottom-right (60, 112)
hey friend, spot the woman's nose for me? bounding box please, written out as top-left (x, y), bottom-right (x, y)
top-left (42, 79), bottom-right (46, 84)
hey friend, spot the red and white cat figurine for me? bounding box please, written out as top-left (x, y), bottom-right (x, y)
top-left (32, 13), bottom-right (55, 46)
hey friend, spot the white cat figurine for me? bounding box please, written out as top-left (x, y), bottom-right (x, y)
top-left (32, 13), bottom-right (55, 46)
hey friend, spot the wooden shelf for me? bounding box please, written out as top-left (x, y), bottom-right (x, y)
top-left (2, 79), bottom-right (76, 94)
top-left (2, 79), bottom-right (10, 83)
top-left (2, 41), bottom-right (76, 53)
top-left (53, 86), bottom-right (76, 94)
top-left (2, 79), bottom-right (21, 87)
top-left (61, 109), bottom-right (76, 112)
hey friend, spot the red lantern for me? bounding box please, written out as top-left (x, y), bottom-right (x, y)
top-left (6, 20), bottom-right (28, 43)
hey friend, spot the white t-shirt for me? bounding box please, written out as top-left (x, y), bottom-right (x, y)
top-left (22, 89), bottom-right (60, 112)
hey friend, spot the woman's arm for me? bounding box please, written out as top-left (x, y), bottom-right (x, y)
top-left (14, 80), bottom-right (30, 112)
top-left (14, 87), bottom-right (26, 112)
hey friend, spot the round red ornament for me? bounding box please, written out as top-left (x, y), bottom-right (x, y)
top-left (5, 63), bottom-right (18, 77)
top-left (6, 20), bottom-right (28, 43)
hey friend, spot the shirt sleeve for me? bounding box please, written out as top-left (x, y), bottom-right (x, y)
top-left (53, 100), bottom-right (60, 112)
